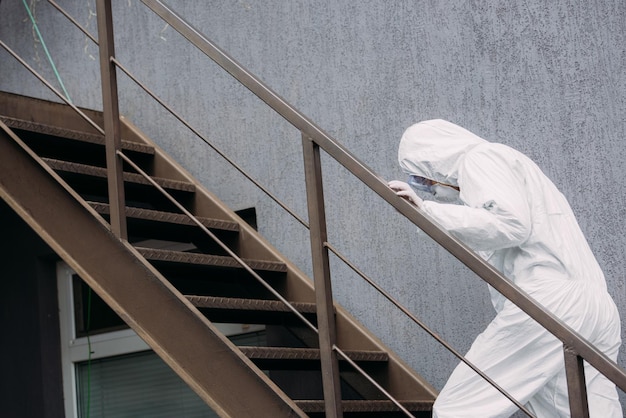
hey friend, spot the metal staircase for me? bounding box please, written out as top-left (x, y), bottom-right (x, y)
top-left (0, 91), bottom-right (436, 417)
top-left (2, 1), bottom-right (625, 416)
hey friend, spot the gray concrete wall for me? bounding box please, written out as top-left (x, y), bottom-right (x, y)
top-left (2, 0), bottom-right (625, 410)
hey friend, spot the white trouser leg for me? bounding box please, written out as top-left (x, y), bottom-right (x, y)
top-left (433, 304), bottom-right (564, 418)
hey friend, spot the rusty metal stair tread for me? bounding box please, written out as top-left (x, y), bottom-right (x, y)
top-left (0, 116), bottom-right (154, 155)
top-left (186, 295), bottom-right (317, 313)
top-left (88, 201), bottom-right (240, 231)
top-left (136, 247), bottom-right (288, 272)
top-left (294, 399), bottom-right (434, 413)
top-left (42, 158), bottom-right (195, 192)
top-left (240, 346), bottom-right (389, 362)
top-left (185, 295), bottom-right (320, 325)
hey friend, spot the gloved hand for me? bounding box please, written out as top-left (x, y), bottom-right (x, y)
top-left (388, 180), bottom-right (423, 207)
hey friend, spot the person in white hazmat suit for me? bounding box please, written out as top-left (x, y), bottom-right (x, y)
top-left (388, 119), bottom-right (622, 417)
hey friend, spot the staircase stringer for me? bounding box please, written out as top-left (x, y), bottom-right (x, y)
top-left (0, 122), bottom-right (307, 418)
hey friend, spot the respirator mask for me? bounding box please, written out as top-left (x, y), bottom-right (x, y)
top-left (431, 184), bottom-right (460, 202)
top-left (408, 175), bottom-right (460, 203)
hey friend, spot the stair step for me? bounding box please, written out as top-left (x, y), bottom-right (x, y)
top-left (187, 295), bottom-right (319, 324)
top-left (42, 158), bottom-right (195, 192)
top-left (240, 346), bottom-right (388, 371)
top-left (89, 202), bottom-right (239, 231)
top-left (0, 116), bottom-right (155, 155)
top-left (240, 346), bottom-right (388, 363)
top-left (136, 247), bottom-right (287, 272)
top-left (187, 295), bottom-right (316, 312)
top-left (295, 399), bottom-right (434, 413)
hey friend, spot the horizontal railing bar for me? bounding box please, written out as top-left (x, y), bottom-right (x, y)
top-left (0, 40), bottom-right (104, 136)
top-left (47, 0), bottom-right (99, 45)
top-left (326, 242), bottom-right (534, 417)
top-left (111, 57), bottom-right (309, 229)
top-left (118, 149), bottom-right (416, 417)
top-left (140, 0), bottom-right (626, 395)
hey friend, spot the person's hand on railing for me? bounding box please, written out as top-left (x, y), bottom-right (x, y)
top-left (388, 180), bottom-right (423, 207)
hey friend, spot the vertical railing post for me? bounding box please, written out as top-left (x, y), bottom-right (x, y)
top-left (564, 345), bottom-right (590, 418)
top-left (302, 133), bottom-right (343, 418)
top-left (96, 0), bottom-right (127, 240)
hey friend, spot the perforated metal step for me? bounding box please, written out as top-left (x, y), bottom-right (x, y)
top-left (186, 295), bottom-right (318, 324)
top-left (43, 158), bottom-right (195, 192)
top-left (295, 399), bottom-right (434, 414)
top-left (240, 346), bottom-right (388, 362)
top-left (0, 116), bottom-right (155, 155)
top-left (187, 295), bottom-right (315, 312)
top-left (89, 202), bottom-right (239, 231)
top-left (136, 247), bottom-right (287, 272)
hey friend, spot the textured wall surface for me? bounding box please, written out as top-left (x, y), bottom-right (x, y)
top-left (1, 0), bottom-right (625, 410)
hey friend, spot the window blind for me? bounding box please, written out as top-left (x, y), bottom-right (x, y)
top-left (76, 351), bottom-right (218, 418)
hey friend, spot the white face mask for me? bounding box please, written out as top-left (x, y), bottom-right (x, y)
top-left (432, 184), bottom-right (460, 203)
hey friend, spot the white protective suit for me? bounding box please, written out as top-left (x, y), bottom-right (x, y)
top-left (396, 119), bottom-right (622, 417)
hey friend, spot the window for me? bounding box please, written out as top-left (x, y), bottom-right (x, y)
top-left (57, 262), bottom-right (265, 418)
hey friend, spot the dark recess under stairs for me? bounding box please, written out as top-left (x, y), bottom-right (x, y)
top-left (0, 92), bottom-right (436, 417)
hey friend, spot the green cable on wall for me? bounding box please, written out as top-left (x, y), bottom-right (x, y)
top-left (22, 0), bottom-right (73, 103)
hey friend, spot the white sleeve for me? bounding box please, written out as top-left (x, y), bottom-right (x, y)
top-left (420, 146), bottom-right (532, 252)
top-left (420, 200), bottom-right (529, 251)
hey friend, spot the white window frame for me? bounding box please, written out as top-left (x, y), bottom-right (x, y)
top-left (57, 261), bottom-right (264, 418)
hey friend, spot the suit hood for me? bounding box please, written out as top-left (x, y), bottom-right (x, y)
top-left (398, 119), bottom-right (487, 187)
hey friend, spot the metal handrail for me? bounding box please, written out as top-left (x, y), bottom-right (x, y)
top-left (4, 0), bottom-right (625, 416)
top-left (140, 0), bottom-right (626, 412)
